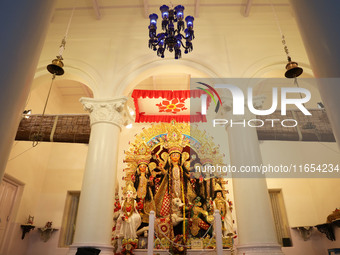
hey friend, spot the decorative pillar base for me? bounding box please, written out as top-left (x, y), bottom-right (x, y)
top-left (67, 243), bottom-right (114, 255)
top-left (236, 243), bottom-right (283, 255)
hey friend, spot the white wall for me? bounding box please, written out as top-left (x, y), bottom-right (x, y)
top-left (3, 73), bottom-right (88, 254)
top-left (263, 141), bottom-right (340, 255)
top-left (263, 141), bottom-right (340, 226)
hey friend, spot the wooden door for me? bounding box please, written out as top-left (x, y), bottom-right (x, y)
top-left (0, 179), bottom-right (18, 248)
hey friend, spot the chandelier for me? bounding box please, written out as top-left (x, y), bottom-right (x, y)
top-left (148, 5), bottom-right (194, 59)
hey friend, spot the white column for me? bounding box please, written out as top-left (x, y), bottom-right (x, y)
top-left (214, 210), bottom-right (223, 255)
top-left (0, 0), bottom-right (55, 181)
top-left (289, 0), bottom-right (340, 148)
top-left (147, 211), bottom-right (155, 255)
top-left (68, 97), bottom-right (128, 255)
top-left (222, 100), bottom-right (283, 254)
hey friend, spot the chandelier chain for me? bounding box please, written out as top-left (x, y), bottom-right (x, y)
top-left (31, 74), bottom-right (56, 147)
top-left (58, 0), bottom-right (77, 59)
top-left (41, 74), bottom-right (56, 118)
top-left (270, 1), bottom-right (291, 61)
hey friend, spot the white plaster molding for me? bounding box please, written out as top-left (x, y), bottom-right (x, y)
top-left (241, 55), bottom-right (313, 78)
top-left (114, 57), bottom-right (220, 96)
top-left (236, 243), bottom-right (284, 254)
top-left (80, 97), bottom-right (128, 129)
top-left (35, 58), bottom-right (103, 97)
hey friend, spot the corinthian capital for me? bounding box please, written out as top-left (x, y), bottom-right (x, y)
top-left (80, 97), bottom-right (128, 129)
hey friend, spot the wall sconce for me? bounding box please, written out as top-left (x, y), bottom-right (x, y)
top-left (317, 102), bottom-right (325, 109)
top-left (22, 109), bottom-right (32, 119)
top-left (38, 221), bottom-right (58, 242)
top-left (20, 225), bottom-right (35, 240)
top-left (20, 215), bottom-right (35, 239)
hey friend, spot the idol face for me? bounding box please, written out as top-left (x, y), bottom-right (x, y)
top-left (170, 152), bottom-right (180, 162)
top-left (126, 190), bottom-right (134, 198)
top-left (139, 164), bottom-right (147, 173)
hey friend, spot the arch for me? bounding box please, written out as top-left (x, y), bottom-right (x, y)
top-left (242, 58), bottom-right (320, 110)
top-left (34, 58), bottom-right (103, 97)
top-left (240, 55), bottom-right (315, 100)
top-left (115, 58), bottom-right (221, 97)
top-left (242, 54), bottom-right (314, 78)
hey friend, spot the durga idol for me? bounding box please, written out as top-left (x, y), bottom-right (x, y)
top-left (153, 127), bottom-right (196, 240)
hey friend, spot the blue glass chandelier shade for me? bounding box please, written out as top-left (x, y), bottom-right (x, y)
top-left (148, 5), bottom-right (195, 59)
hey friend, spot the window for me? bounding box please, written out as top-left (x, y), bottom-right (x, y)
top-left (269, 189), bottom-right (292, 247)
top-left (59, 191), bottom-right (80, 247)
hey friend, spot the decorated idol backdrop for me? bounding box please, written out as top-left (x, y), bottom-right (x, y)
top-left (112, 121), bottom-right (236, 254)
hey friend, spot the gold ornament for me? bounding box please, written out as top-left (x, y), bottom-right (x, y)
top-left (198, 141), bottom-right (223, 166)
top-left (164, 122), bottom-right (190, 155)
top-left (214, 183), bottom-right (223, 192)
top-left (123, 181), bottom-right (137, 196)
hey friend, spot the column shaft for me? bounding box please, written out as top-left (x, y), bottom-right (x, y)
top-left (0, 0), bottom-right (55, 181)
top-left (228, 125), bottom-right (282, 254)
top-left (289, 0), bottom-right (340, 147)
top-left (73, 123), bottom-right (119, 245)
top-left (70, 97), bottom-right (127, 255)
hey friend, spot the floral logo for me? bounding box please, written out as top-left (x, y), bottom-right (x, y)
top-left (156, 98), bottom-right (187, 114)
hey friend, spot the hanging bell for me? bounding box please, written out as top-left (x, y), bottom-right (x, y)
top-left (47, 58), bottom-right (65, 76)
top-left (285, 61), bottom-right (303, 78)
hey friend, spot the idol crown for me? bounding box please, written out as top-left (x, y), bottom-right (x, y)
top-left (123, 181), bottom-right (137, 195)
top-left (164, 124), bottom-right (188, 154)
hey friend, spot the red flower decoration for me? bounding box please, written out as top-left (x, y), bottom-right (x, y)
top-left (121, 239), bottom-right (138, 255)
top-left (156, 98), bottom-right (187, 114)
top-left (137, 201), bottom-right (144, 211)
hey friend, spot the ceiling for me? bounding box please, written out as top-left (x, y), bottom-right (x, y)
top-left (31, 0), bottom-right (313, 115)
top-left (53, 0), bottom-right (291, 20)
